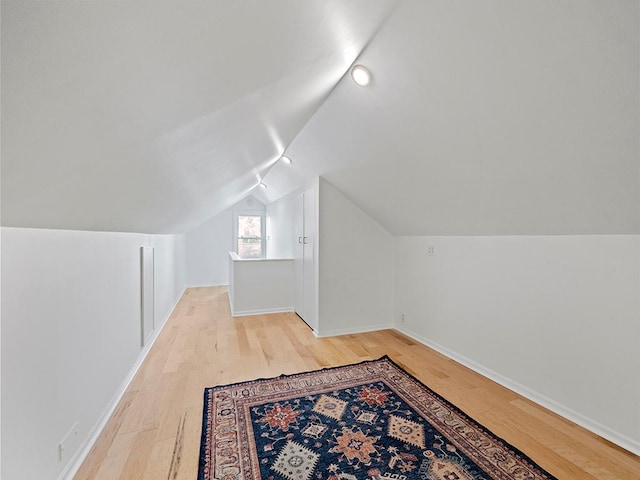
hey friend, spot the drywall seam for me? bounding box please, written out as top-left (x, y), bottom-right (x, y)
top-left (58, 286), bottom-right (186, 480)
top-left (395, 325), bottom-right (640, 456)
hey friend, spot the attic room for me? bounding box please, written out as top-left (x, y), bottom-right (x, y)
top-left (1, 1), bottom-right (638, 479)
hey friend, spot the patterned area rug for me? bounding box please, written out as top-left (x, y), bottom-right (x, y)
top-left (198, 356), bottom-right (557, 480)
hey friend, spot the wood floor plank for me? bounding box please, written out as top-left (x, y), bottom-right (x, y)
top-left (119, 429), bottom-right (157, 479)
top-left (92, 431), bottom-right (139, 480)
top-left (73, 286), bottom-right (640, 479)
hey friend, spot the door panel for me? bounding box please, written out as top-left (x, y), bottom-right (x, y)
top-left (293, 187), bottom-right (317, 331)
top-left (294, 192), bottom-right (304, 317)
top-left (302, 189), bottom-right (317, 330)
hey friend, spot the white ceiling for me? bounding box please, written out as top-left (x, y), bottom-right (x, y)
top-left (261, 0), bottom-right (640, 235)
top-left (1, 0), bottom-right (398, 232)
top-left (2, 0), bottom-right (638, 235)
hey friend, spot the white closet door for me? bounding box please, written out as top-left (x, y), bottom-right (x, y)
top-left (293, 187), bottom-right (317, 331)
top-left (302, 188), bottom-right (317, 331)
top-left (294, 192), bottom-right (304, 318)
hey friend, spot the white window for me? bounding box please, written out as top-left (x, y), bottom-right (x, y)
top-left (235, 213), bottom-right (265, 259)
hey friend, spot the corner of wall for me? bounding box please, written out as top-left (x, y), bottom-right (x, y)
top-left (317, 179), bottom-right (394, 334)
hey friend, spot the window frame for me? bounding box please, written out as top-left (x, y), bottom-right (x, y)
top-left (233, 211), bottom-right (266, 259)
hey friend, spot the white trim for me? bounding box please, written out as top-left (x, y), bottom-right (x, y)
top-left (230, 306), bottom-right (294, 317)
top-left (58, 287), bottom-right (186, 480)
top-left (187, 282), bottom-right (229, 288)
top-left (395, 325), bottom-right (640, 456)
top-left (314, 323), bottom-right (392, 338)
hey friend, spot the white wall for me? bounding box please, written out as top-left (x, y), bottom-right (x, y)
top-left (266, 193), bottom-right (294, 259)
top-left (393, 234), bottom-right (640, 454)
top-left (0, 227), bottom-right (186, 480)
top-left (317, 178), bottom-right (394, 336)
top-left (228, 253), bottom-right (294, 316)
top-left (186, 196), bottom-right (267, 286)
top-left (186, 206), bottom-right (233, 286)
top-left (153, 234), bottom-right (187, 320)
top-left (0, 215), bottom-right (2, 473)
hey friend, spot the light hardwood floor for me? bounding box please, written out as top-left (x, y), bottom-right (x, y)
top-left (74, 286), bottom-right (639, 479)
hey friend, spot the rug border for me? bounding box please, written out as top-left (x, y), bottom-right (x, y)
top-left (202, 356), bottom-right (394, 391)
top-left (197, 355), bottom-right (558, 480)
top-left (378, 356), bottom-right (558, 480)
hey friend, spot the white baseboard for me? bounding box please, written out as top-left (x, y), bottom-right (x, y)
top-left (186, 283), bottom-right (228, 288)
top-left (314, 323), bottom-right (392, 338)
top-left (395, 325), bottom-right (640, 456)
top-left (58, 287), bottom-right (187, 480)
top-left (231, 306), bottom-right (294, 317)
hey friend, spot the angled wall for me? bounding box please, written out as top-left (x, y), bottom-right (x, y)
top-left (317, 178), bottom-right (393, 336)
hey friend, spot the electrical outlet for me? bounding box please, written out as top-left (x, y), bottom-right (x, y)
top-left (427, 246), bottom-right (435, 256)
top-left (401, 313), bottom-right (405, 323)
top-left (58, 422), bottom-right (80, 462)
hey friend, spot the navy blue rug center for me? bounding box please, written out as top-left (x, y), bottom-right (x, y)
top-left (250, 380), bottom-right (487, 480)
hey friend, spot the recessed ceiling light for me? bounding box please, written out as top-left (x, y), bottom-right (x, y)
top-left (351, 64), bottom-right (371, 86)
top-left (281, 155), bottom-right (292, 165)
top-left (259, 182), bottom-right (267, 189)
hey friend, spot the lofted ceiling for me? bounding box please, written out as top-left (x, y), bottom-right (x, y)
top-left (259, 0), bottom-right (640, 235)
top-left (2, 0), bottom-right (638, 235)
top-left (1, 0), bottom-right (398, 233)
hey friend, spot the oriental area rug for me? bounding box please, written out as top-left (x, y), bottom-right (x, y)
top-left (198, 356), bottom-right (557, 480)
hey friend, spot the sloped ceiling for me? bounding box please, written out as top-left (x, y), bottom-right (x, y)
top-left (259, 0), bottom-right (639, 235)
top-left (2, 0), bottom-right (638, 236)
top-left (1, 0), bottom-right (398, 233)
